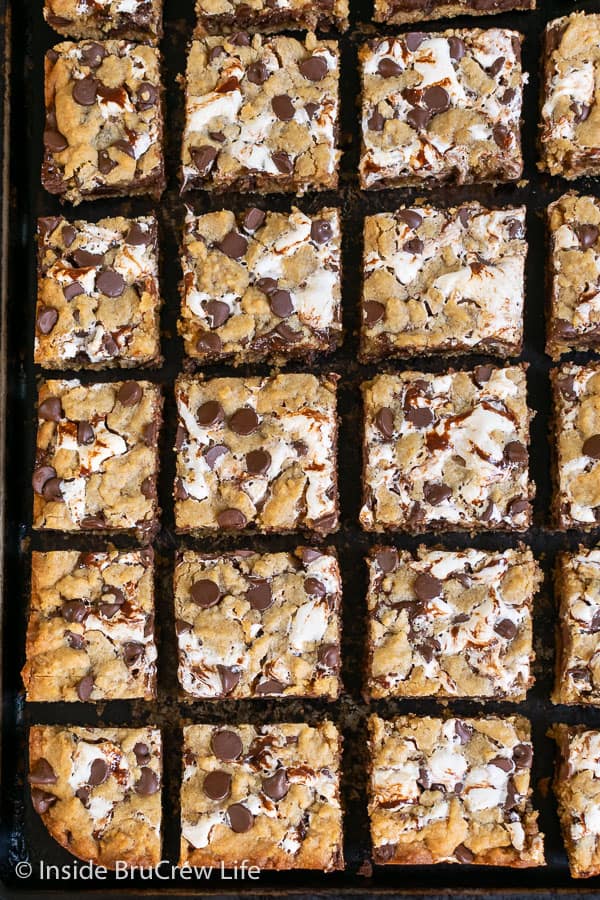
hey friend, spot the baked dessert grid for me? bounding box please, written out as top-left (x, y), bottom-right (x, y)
top-left (7, 0), bottom-right (600, 890)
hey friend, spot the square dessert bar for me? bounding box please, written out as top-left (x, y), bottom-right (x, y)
top-left (181, 34), bottom-right (340, 194)
top-left (174, 547), bottom-right (341, 699)
top-left (551, 363), bottom-right (600, 530)
top-left (174, 373), bottom-right (339, 534)
top-left (551, 725), bottom-right (600, 879)
top-left (22, 549), bottom-right (156, 702)
top-left (35, 214), bottom-right (161, 369)
top-left (361, 202), bottom-right (526, 361)
top-left (43, 0), bottom-right (163, 42)
top-left (546, 194), bottom-right (600, 359)
top-left (180, 722), bottom-right (344, 870)
top-left (368, 714), bottom-right (545, 867)
top-left (360, 366), bottom-right (534, 532)
top-left (195, 0), bottom-right (348, 34)
top-left (552, 547), bottom-right (600, 706)
top-left (32, 379), bottom-right (162, 538)
top-left (374, 0), bottom-right (534, 26)
top-left (539, 14), bottom-right (600, 180)
top-left (179, 207), bottom-right (342, 365)
top-left (366, 545), bottom-right (541, 700)
top-left (359, 29), bottom-right (525, 189)
top-left (29, 726), bottom-right (161, 868)
top-left (42, 41), bottom-right (165, 204)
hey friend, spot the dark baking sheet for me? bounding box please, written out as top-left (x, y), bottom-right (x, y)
top-left (4, 0), bottom-right (600, 894)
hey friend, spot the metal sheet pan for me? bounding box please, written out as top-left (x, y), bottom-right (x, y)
top-left (3, 0), bottom-right (600, 893)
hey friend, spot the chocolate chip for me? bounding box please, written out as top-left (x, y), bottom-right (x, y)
top-left (191, 145), bottom-right (218, 176)
top-left (262, 769), bottom-right (289, 800)
top-left (99, 601), bottom-right (121, 618)
top-left (504, 441), bottom-right (528, 464)
top-left (133, 743), bottom-right (151, 765)
top-left (217, 508), bottom-right (247, 529)
top-left (414, 573), bottom-right (442, 601)
top-left (243, 208), bottom-right (266, 233)
top-left (576, 224), bottom-right (599, 250)
top-left (218, 665), bottom-right (241, 695)
top-left (204, 299), bottom-right (230, 328)
top-left (256, 678), bottom-right (285, 695)
top-left (72, 248), bottom-right (103, 268)
top-left (205, 444), bottom-right (228, 469)
top-left (473, 364), bottom-right (492, 387)
top-left (422, 85), bottom-right (450, 114)
top-left (72, 76), bottom-right (97, 106)
top-left (37, 306), bottom-right (58, 334)
top-left (62, 600), bottom-right (87, 624)
top-left (247, 61), bottom-right (269, 84)
top-left (590, 611), bottom-right (600, 633)
top-left (487, 56), bottom-right (505, 77)
top-left (376, 548), bottom-right (398, 573)
top-left (76, 674), bottom-right (94, 701)
top-left (448, 37), bottom-right (465, 60)
top-left (135, 767), bottom-right (159, 795)
top-left (112, 139), bottom-right (135, 159)
top-left (423, 482), bottom-right (451, 505)
top-left (75, 420), bottom-right (94, 446)
top-left (557, 374), bottom-right (575, 398)
top-left (454, 720), bottom-right (472, 744)
top-left (417, 637), bottom-right (440, 663)
top-left (117, 384), bottom-right (143, 411)
top-left (88, 758), bottom-right (109, 786)
top-left (229, 407), bottom-right (259, 435)
top-left (490, 756), bottom-right (513, 772)
top-left (64, 281), bottom-right (84, 300)
top-left (28, 758), bottom-right (58, 785)
top-left (368, 109), bottom-right (385, 131)
top-left (403, 237), bottom-right (424, 254)
top-left (508, 497), bottom-right (529, 517)
top-left (305, 101), bottom-right (319, 119)
top-left (209, 45), bottom-right (225, 61)
top-left (406, 406), bottom-right (434, 428)
top-left (44, 128), bottom-right (68, 152)
top-left (197, 400), bottom-right (224, 427)
top-left (318, 643), bottom-right (340, 670)
top-left (228, 803), bottom-right (254, 833)
top-left (42, 477), bottom-right (62, 502)
top-left (454, 843), bottom-right (474, 864)
top-left (405, 32), bottom-right (426, 51)
top-left (32, 465), bottom-right (57, 496)
top-left (246, 448), bottom-right (271, 475)
top-left (196, 332), bottom-right (222, 355)
top-left (137, 82), bottom-right (158, 110)
top-left (493, 124), bottom-right (511, 149)
top-left (494, 618), bottom-right (517, 639)
top-left (102, 333), bottom-right (118, 356)
top-left (304, 577), bottom-right (326, 597)
top-left (257, 277), bottom-right (277, 295)
top-left (364, 300), bottom-right (385, 325)
top-left (513, 743), bottom-right (533, 768)
top-left (272, 94), bottom-right (295, 121)
top-left (271, 150), bottom-right (293, 174)
top-left (190, 579), bottom-right (221, 608)
top-left (299, 56), bottom-right (328, 81)
top-left (275, 322), bottom-right (301, 343)
top-left (583, 435), bottom-right (600, 459)
top-left (247, 580), bottom-right (273, 611)
top-left (212, 730), bottom-right (243, 761)
top-left (267, 289), bottom-right (292, 318)
top-left (311, 219), bottom-right (333, 244)
top-left (126, 223), bottom-right (151, 246)
top-left (375, 407), bottom-right (394, 438)
top-left (377, 58), bottom-right (402, 77)
top-left (203, 770), bottom-right (231, 801)
top-left (397, 209), bottom-right (423, 230)
top-left (231, 31), bottom-right (250, 45)
top-left (175, 618), bottom-right (192, 635)
top-left (217, 230), bottom-right (248, 260)
top-left (98, 149), bottom-right (117, 175)
top-left (80, 42), bottom-right (106, 67)
top-left (38, 216), bottom-right (62, 239)
top-left (31, 788), bottom-right (57, 815)
top-left (39, 396), bottom-right (63, 421)
top-left (96, 269), bottom-right (125, 297)
top-left (123, 642), bottom-right (144, 666)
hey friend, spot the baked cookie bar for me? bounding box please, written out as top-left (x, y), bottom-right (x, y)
top-left (42, 40), bottom-right (165, 204)
top-left (180, 722), bottom-right (343, 870)
top-left (194, 0), bottom-right (348, 34)
top-left (373, 0), bottom-right (535, 26)
top-left (28, 726), bottom-right (161, 868)
top-left (174, 547), bottom-right (341, 699)
top-left (360, 366), bottom-right (534, 532)
top-left (181, 34), bottom-right (340, 193)
top-left (368, 714), bottom-right (545, 866)
top-left (552, 547), bottom-right (600, 706)
top-left (361, 202), bottom-right (526, 361)
top-left (43, 0), bottom-right (163, 42)
top-left (35, 214), bottom-right (161, 369)
top-left (546, 194), bottom-right (600, 359)
top-left (32, 379), bottom-right (162, 538)
top-left (366, 545), bottom-right (541, 700)
top-left (359, 28), bottom-right (525, 189)
top-left (174, 373), bottom-right (339, 534)
top-left (179, 207), bottom-right (342, 365)
top-left (551, 724), bottom-right (600, 879)
top-left (551, 363), bottom-right (600, 530)
top-left (22, 549), bottom-right (156, 702)
top-left (539, 13), bottom-right (600, 179)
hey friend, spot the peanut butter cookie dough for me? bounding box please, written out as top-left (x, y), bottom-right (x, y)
top-left (43, 0), bottom-right (163, 42)
top-left (551, 724), bottom-right (600, 879)
top-left (359, 29), bottom-right (525, 189)
top-left (373, 0), bottom-right (534, 26)
top-left (180, 722), bottom-right (344, 870)
top-left (368, 714), bottom-right (545, 867)
top-left (22, 549), bottom-right (156, 702)
top-left (195, 0), bottom-right (348, 34)
top-left (174, 373), bottom-right (339, 535)
top-left (546, 194), bottom-right (600, 359)
top-left (32, 379), bottom-right (162, 538)
top-left (42, 40), bottom-right (165, 204)
top-left (361, 202), bottom-right (526, 361)
top-left (179, 207), bottom-right (342, 365)
top-left (366, 546), bottom-right (541, 701)
top-left (553, 547), bottom-right (600, 706)
top-left (551, 363), bottom-right (600, 530)
top-left (28, 726), bottom-right (161, 868)
top-left (174, 548), bottom-right (341, 699)
top-left (35, 214), bottom-right (161, 369)
top-left (360, 366), bottom-right (534, 532)
top-left (539, 13), bottom-right (600, 180)
top-left (181, 34), bottom-right (340, 193)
